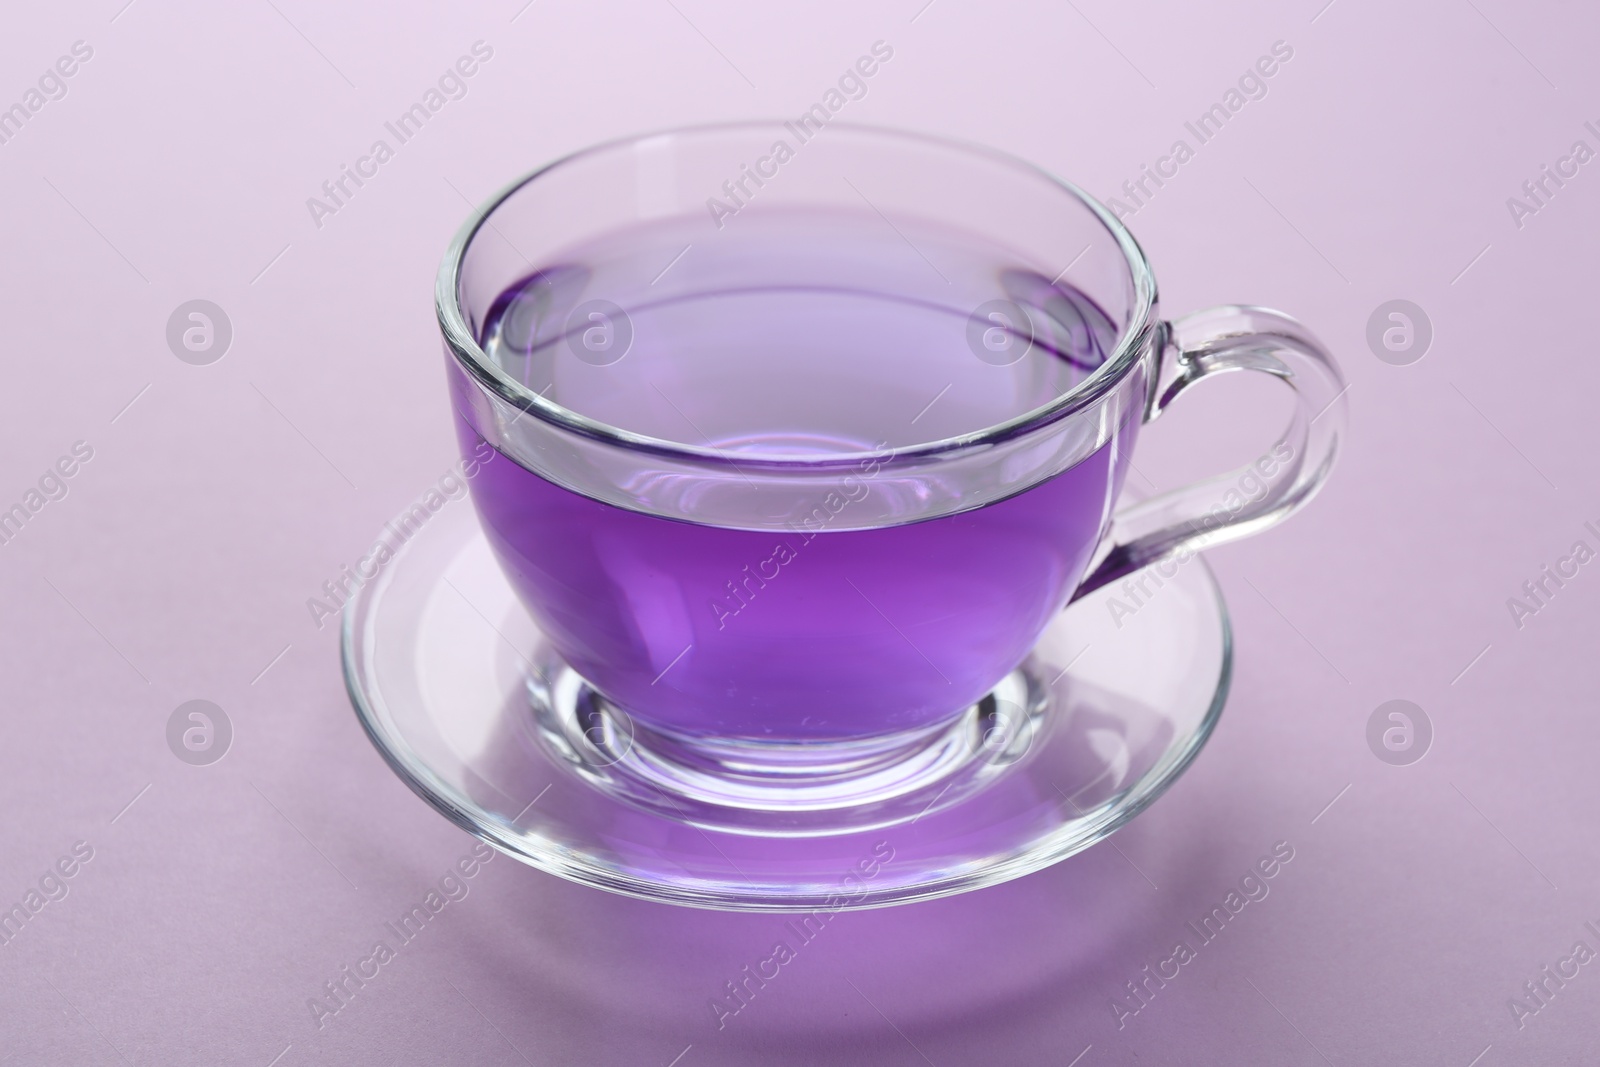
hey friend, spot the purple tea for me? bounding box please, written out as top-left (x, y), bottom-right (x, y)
top-left (455, 208), bottom-right (1136, 743)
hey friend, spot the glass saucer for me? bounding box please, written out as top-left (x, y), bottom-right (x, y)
top-left (342, 502), bottom-right (1230, 912)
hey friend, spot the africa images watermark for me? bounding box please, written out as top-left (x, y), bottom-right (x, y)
top-left (0, 440), bottom-right (95, 548)
top-left (708, 840), bottom-right (895, 1030)
top-left (306, 442), bottom-right (495, 629)
top-left (305, 40), bottom-right (495, 230)
top-left (705, 40), bottom-right (896, 230)
top-left (1109, 840), bottom-right (1296, 1029)
top-left (0, 840), bottom-right (95, 950)
top-left (1367, 699), bottom-right (1432, 766)
top-left (1105, 40), bottom-right (1295, 220)
top-left (710, 442), bottom-right (894, 630)
top-left (1103, 440), bottom-right (1295, 629)
top-left (1505, 119), bottom-right (1600, 230)
top-left (0, 40), bottom-right (94, 149)
top-left (1504, 517), bottom-right (1600, 630)
top-left (307, 842), bottom-right (496, 1029)
top-left (1506, 918), bottom-right (1600, 1031)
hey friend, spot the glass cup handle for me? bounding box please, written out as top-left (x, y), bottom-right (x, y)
top-left (1073, 305), bottom-right (1349, 601)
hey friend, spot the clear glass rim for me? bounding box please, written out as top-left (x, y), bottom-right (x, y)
top-left (436, 120), bottom-right (1159, 470)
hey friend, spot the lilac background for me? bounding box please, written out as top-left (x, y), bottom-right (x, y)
top-left (1, 0), bottom-right (1596, 1063)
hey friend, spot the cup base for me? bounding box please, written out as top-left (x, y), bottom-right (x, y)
top-left (343, 501), bottom-right (1231, 911)
top-left (530, 662), bottom-right (1048, 838)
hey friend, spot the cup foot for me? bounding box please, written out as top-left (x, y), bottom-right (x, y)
top-left (343, 502), bottom-right (1231, 911)
top-left (529, 663), bottom-right (1048, 837)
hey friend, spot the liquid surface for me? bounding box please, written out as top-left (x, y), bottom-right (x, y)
top-left (478, 207), bottom-right (1118, 455)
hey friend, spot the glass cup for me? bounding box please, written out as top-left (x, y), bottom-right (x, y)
top-left (438, 122), bottom-right (1345, 832)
